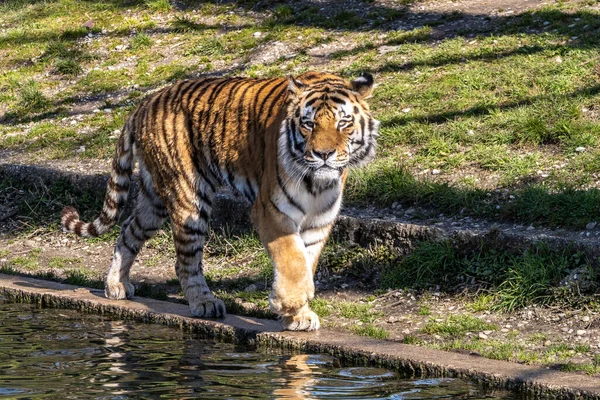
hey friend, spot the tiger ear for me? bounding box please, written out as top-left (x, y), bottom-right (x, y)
top-left (288, 76), bottom-right (306, 96)
top-left (351, 72), bottom-right (375, 98)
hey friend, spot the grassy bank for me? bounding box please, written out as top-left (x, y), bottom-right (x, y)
top-left (1, 0), bottom-right (600, 228)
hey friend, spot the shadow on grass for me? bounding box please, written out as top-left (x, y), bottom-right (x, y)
top-left (2, 1), bottom-right (599, 125)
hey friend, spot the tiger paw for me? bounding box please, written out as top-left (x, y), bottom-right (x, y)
top-left (270, 278), bottom-right (314, 317)
top-left (189, 298), bottom-right (227, 318)
top-left (281, 306), bottom-right (320, 331)
top-left (105, 279), bottom-right (134, 300)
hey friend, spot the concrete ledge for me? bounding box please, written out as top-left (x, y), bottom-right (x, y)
top-left (1, 274), bottom-right (599, 399)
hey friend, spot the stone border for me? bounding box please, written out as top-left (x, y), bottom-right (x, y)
top-left (1, 274), bottom-right (599, 399)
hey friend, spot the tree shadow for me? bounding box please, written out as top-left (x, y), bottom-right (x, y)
top-left (2, 1), bottom-right (598, 126)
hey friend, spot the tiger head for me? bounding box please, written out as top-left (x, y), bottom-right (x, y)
top-left (281, 72), bottom-right (380, 182)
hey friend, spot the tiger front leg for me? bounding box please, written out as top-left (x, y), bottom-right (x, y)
top-left (253, 206), bottom-right (320, 331)
top-left (269, 235), bottom-right (320, 331)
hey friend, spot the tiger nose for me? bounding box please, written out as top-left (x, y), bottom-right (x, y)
top-left (312, 149), bottom-right (336, 161)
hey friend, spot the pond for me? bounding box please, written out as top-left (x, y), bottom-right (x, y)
top-left (0, 299), bottom-right (517, 399)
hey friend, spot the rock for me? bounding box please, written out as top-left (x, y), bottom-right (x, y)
top-left (253, 31), bottom-right (262, 37)
top-left (526, 225), bottom-right (535, 231)
top-left (387, 316), bottom-right (398, 324)
top-left (431, 169), bottom-right (441, 175)
top-left (575, 146), bottom-right (586, 152)
top-left (402, 107), bottom-right (411, 113)
top-left (478, 332), bottom-right (488, 340)
top-left (586, 222), bottom-right (597, 230)
top-left (378, 45), bottom-right (401, 55)
top-left (577, 330), bottom-right (586, 336)
top-left (582, 316), bottom-right (590, 322)
top-left (544, 340), bottom-right (551, 346)
top-left (244, 284), bottom-right (258, 293)
top-left (483, 330), bottom-right (493, 335)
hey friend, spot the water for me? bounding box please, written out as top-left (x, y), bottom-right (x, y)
top-left (0, 301), bottom-right (516, 399)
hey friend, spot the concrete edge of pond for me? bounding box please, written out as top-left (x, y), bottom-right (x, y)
top-left (1, 273), bottom-right (598, 399)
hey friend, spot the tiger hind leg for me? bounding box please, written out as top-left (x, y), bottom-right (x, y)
top-left (169, 177), bottom-right (225, 318)
top-left (105, 172), bottom-right (168, 300)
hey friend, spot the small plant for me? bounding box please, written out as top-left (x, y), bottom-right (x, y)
top-left (14, 80), bottom-right (50, 116)
top-left (188, 36), bottom-right (226, 57)
top-left (64, 268), bottom-right (103, 289)
top-left (402, 335), bottom-right (421, 344)
top-left (417, 304), bottom-right (431, 316)
top-left (422, 314), bottom-right (497, 338)
top-left (146, 0), bottom-right (171, 12)
top-left (351, 323), bottom-right (389, 339)
top-left (54, 58), bottom-right (83, 76)
top-left (131, 33), bottom-right (152, 50)
top-left (171, 15), bottom-right (207, 32)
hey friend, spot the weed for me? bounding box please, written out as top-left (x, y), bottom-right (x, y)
top-left (146, 0), bottom-right (171, 12)
top-left (351, 323), bottom-right (389, 339)
top-left (402, 335), bottom-right (421, 345)
top-left (64, 268), bottom-right (103, 289)
top-left (417, 304), bottom-right (431, 316)
top-left (171, 15), bottom-right (207, 32)
top-left (48, 257), bottom-right (81, 269)
top-left (310, 298), bottom-right (332, 318)
top-left (13, 80), bottom-right (50, 117)
top-left (131, 33), bottom-right (152, 50)
top-left (54, 58), bottom-right (83, 76)
top-left (466, 294), bottom-right (494, 312)
top-left (422, 314), bottom-right (497, 337)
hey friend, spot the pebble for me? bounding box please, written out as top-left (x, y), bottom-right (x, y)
top-left (483, 330), bottom-right (493, 335)
top-left (544, 340), bottom-right (551, 346)
top-left (253, 31), bottom-right (262, 37)
top-left (244, 284), bottom-right (257, 293)
top-left (478, 332), bottom-right (488, 340)
top-left (577, 329), bottom-right (586, 336)
top-left (526, 225), bottom-right (535, 231)
top-left (582, 316), bottom-right (590, 322)
top-left (586, 222), bottom-right (597, 230)
top-left (402, 107), bottom-right (411, 113)
top-left (575, 146), bottom-right (586, 152)
top-left (387, 316), bottom-right (399, 324)
top-left (431, 169), bottom-right (441, 175)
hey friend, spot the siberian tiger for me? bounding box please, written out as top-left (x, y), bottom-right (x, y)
top-left (61, 71), bottom-right (379, 331)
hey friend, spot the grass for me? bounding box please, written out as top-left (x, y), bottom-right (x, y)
top-left (422, 314), bottom-right (497, 338)
top-left (352, 323), bottom-right (389, 339)
top-left (379, 241), bottom-right (594, 312)
top-left (1, 1), bottom-right (599, 229)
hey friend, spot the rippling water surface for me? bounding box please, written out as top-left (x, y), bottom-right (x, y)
top-left (0, 300), bottom-right (517, 399)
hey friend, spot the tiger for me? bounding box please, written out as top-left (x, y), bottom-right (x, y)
top-left (61, 71), bottom-right (380, 331)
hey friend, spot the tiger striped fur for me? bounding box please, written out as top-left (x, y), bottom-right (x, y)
top-left (61, 71), bottom-right (379, 331)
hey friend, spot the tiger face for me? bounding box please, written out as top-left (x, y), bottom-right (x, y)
top-left (283, 73), bottom-right (380, 181)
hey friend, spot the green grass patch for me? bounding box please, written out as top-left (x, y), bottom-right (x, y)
top-left (48, 257), bottom-right (81, 269)
top-left (63, 268), bottom-right (103, 289)
top-left (351, 323), bottom-right (389, 339)
top-left (422, 314), bottom-right (497, 337)
top-left (380, 240), bottom-right (592, 311)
